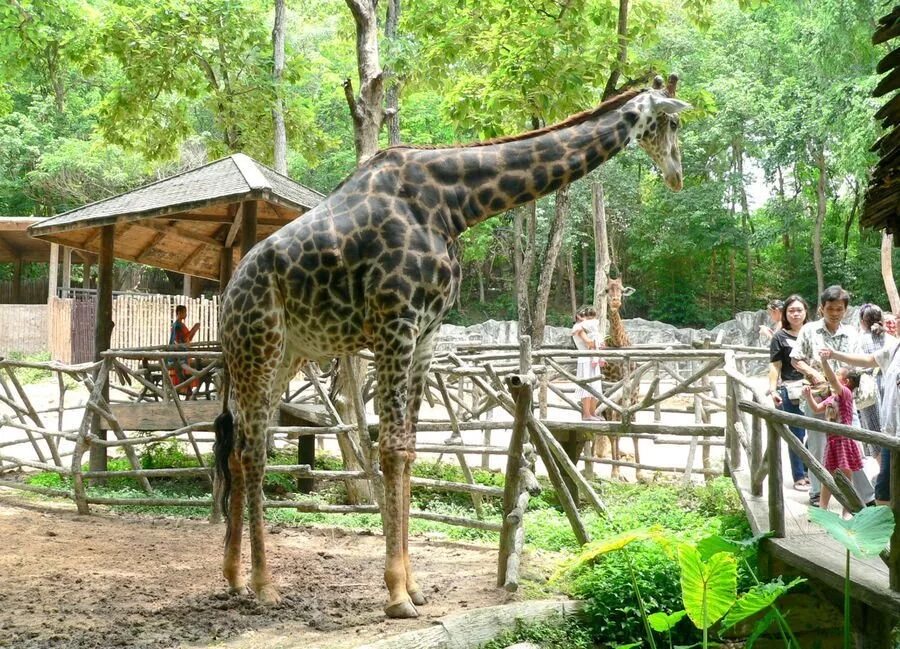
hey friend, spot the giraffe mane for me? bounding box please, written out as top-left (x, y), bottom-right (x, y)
top-left (384, 88), bottom-right (645, 153)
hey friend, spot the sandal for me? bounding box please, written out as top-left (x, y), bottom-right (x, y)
top-left (794, 479), bottom-right (810, 492)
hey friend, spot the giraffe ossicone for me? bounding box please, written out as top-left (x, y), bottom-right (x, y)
top-left (213, 78), bottom-right (691, 618)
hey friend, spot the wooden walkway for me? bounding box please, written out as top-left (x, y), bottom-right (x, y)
top-left (731, 463), bottom-right (900, 617)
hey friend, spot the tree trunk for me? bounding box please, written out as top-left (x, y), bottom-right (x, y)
top-left (384, 0), bottom-right (401, 147)
top-left (883, 232), bottom-right (900, 314)
top-left (513, 204), bottom-right (535, 338)
top-left (734, 137), bottom-right (753, 297)
top-left (813, 146), bottom-right (827, 304)
top-left (333, 0), bottom-right (389, 504)
top-left (566, 248), bottom-right (577, 318)
top-left (532, 185), bottom-right (571, 347)
top-left (601, 0), bottom-right (630, 101)
top-left (593, 183), bottom-right (611, 342)
top-left (272, 0), bottom-right (287, 174)
top-left (842, 179), bottom-right (860, 265)
top-left (344, 0), bottom-right (385, 163)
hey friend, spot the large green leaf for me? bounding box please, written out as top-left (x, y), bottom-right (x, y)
top-left (678, 545), bottom-right (737, 630)
top-left (551, 529), bottom-right (662, 582)
top-left (648, 609), bottom-right (687, 632)
top-left (746, 608), bottom-right (780, 648)
top-left (720, 577), bottom-right (804, 629)
top-left (808, 505), bottom-right (895, 558)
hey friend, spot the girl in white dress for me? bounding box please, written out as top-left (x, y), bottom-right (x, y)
top-left (572, 306), bottom-right (605, 420)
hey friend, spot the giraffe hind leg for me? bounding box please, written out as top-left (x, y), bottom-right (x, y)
top-left (240, 410), bottom-right (280, 605)
top-left (224, 446), bottom-right (247, 593)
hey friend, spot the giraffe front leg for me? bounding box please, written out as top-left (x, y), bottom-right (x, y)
top-left (223, 448), bottom-right (247, 594)
top-left (382, 445), bottom-right (418, 618)
top-left (403, 451), bottom-right (426, 606)
top-left (242, 423), bottom-right (280, 605)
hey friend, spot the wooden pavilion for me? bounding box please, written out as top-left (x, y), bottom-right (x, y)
top-left (28, 153), bottom-right (324, 360)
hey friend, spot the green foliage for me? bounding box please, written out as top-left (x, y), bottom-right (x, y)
top-left (809, 504), bottom-right (895, 560)
top-left (810, 505), bottom-right (896, 649)
top-left (140, 440), bottom-right (200, 470)
top-left (7, 352), bottom-right (52, 384)
top-left (479, 617), bottom-right (595, 649)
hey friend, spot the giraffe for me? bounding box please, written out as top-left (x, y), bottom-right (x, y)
top-left (213, 75), bottom-right (691, 618)
top-left (595, 277), bottom-right (642, 480)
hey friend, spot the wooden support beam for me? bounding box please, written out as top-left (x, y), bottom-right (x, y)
top-left (61, 247), bottom-right (72, 293)
top-left (48, 243), bottom-right (59, 300)
top-left (241, 200), bottom-right (258, 257)
top-left (225, 203), bottom-right (244, 248)
top-left (12, 258), bottom-right (21, 303)
top-left (139, 219), bottom-right (224, 249)
top-left (89, 226), bottom-right (114, 476)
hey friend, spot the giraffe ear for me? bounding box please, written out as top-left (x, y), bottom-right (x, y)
top-left (622, 286), bottom-right (636, 297)
top-left (652, 96), bottom-right (692, 115)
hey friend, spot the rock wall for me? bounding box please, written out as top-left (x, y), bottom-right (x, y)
top-left (437, 306), bottom-right (864, 349)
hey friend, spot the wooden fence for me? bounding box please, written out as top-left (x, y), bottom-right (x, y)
top-left (0, 277), bottom-right (48, 304)
top-left (0, 339), bottom-right (769, 591)
top-left (48, 293), bottom-right (220, 363)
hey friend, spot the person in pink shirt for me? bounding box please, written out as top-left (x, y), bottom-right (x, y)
top-left (803, 349), bottom-right (863, 518)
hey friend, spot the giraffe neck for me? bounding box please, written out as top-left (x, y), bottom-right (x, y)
top-left (388, 91), bottom-right (653, 238)
top-left (607, 308), bottom-right (630, 348)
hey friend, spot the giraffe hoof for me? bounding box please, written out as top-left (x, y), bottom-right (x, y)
top-left (408, 589), bottom-right (427, 606)
top-left (256, 583), bottom-right (282, 606)
top-left (227, 581), bottom-right (249, 596)
top-left (385, 599), bottom-right (419, 619)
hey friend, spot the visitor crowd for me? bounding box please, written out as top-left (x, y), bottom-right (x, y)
top-left (767, 285), bottom-right (900, 513)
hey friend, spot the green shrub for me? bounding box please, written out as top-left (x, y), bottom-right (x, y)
top-left (25, 471), bottom-right (68, 488)
top-left (479, 618), bottom-right (594, 649)
top-left (140, 440), bottom-right (200, 470)
top-left (569, 541), bottom-right (695, 647)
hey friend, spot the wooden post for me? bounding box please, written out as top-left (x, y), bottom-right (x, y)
top-left (219, 248), bottom-right (234, 292)
top-left (891, 449), bottom-right (900, 591)
top-left (499, 374), bottom-right (531, 586)
top-left (241, 200), bottom-right (258, 258)
top-left (183, 274), bottom-right (192, 297)
top-left (61, 247), bottom-right (72, 296)
top-left (83, 261), bottom-right (92, 289)
top-left (48, 243), bottom-right (59, 300)
top-left (12, 258), bottom-right (21, 303)
top-left (89, 226), bottom-right (114, 476)
top-left (750, 412), bottom-right (763, 497)
top-left (767, 420), bottom-right (785, 538)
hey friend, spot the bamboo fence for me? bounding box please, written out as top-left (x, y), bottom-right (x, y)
top-left (0, 339), bottom-right (769, 590)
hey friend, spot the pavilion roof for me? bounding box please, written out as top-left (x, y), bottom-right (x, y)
top-left (28, 154), bottom-right (325, 279)
top-left (862, 5), bottom-right (900, 241)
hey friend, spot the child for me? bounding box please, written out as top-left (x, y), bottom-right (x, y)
top-left (572, 306), bottom-right (604, 421)
top-left (802, 349), bottom-right (864, 518)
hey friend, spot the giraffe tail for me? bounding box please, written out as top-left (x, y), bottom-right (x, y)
top-left (213, 409), bottom-right (234, 528)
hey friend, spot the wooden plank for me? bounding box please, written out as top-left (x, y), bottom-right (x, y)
top-left (110, 401), bottom-right (222, 431)
top-left (278, 402), bottom-right (336, 428)
top-left (766, 535), bottom-right (900, 616)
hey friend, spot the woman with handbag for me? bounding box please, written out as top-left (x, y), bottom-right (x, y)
top-left (856, 305), bottom-right (895, 442)
top-left (768, 295), bottom-right (811, 490)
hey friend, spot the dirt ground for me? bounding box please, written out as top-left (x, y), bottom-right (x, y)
top-left (0, 494), bottom-right (521, 649)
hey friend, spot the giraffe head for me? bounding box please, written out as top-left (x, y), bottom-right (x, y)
top-left (606, 278), bottom-right (635, 312)
top-left (632, 74), bottom-right (692, 192)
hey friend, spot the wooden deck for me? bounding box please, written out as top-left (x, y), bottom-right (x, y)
top-left (731, 464), bottom-right (900, 617)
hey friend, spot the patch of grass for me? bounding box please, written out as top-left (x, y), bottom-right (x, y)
top-left (7, 351), bottom-right (53, 384)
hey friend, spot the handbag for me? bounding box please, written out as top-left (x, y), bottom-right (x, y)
top-left (782, 380), bottom-right (805, 402)
top-left (854, 372), bottom-right (878, 410)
